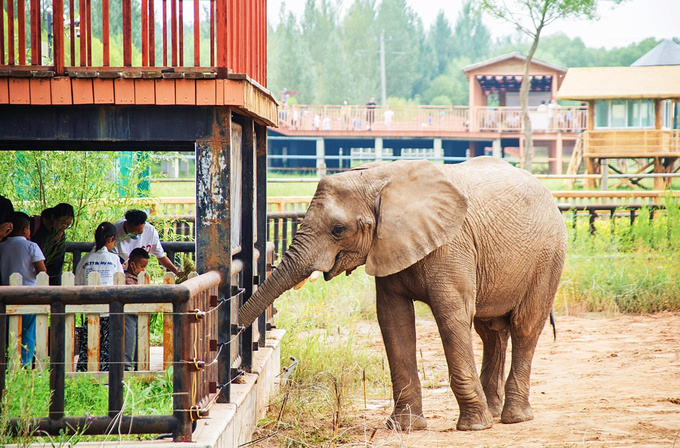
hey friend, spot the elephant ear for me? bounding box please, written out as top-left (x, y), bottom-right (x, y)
top-left (365, 160), bottom-right (468, 277)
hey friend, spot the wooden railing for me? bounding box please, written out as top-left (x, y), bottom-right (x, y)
top-left (1, 269), bottom-right (223, 441)
top-left (583, 129), bottom-right (680, 158)
top-left (276, 104), bottom-right (587, 134)
top-left (0, 0), bottom-right (267, 84)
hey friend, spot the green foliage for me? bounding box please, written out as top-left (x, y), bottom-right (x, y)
top-left (0, 151), bottom-right (152, 244)
top-left (558, 197), bottom-right (680, 314)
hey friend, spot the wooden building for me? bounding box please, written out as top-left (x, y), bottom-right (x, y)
top-left (558, 63), bottom-right (680, 189)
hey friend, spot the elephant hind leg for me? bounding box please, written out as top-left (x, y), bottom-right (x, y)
top-left (474, 316), bottom-right (510, 418)
top-left (502, 255), bottom-right (562, 424)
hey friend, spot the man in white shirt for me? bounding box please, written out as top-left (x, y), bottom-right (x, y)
top-left (112, 210), bottom-right (179, 275)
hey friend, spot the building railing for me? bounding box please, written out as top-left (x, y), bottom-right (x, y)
top-left (0, 0), bottom-right (266, 84)
top-left (583, 129), bottom-right (680, 158)
top-left (276, 104), bottom-right (587, 134)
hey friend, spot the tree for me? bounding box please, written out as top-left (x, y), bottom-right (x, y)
top-left (341, 0), bottom-right (380, 103)
top-left (452, 1), bottom-right (491, 62)
top-left (479, 0), bottom-right (624, 172)
top-left (428, 10), bottom-right (454, 77)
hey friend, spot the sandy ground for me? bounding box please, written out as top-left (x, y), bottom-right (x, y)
top-left (343, 312), bottom-right (680, 448)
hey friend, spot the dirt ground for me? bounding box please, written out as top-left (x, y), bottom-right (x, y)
top-left (342, 312), bottom-right (680, 448)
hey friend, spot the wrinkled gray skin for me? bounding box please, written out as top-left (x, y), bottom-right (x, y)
top-left (239, 157), bottom-right (567, 432)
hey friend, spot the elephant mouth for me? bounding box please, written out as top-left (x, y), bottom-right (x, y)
top-left (323, 251), bottom-right (359, 281)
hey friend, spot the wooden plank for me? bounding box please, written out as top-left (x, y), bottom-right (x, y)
top-left (134, 79), bottom-right (155, 104)
top-left (155, 79), bottom-right (175, 104)
top-left (18, 0), bottom-right (26, 65)
top-left (51, 77), bottom-right (73, 104)
top-left (9, 78), bottom-right (30, 104)
top-left (196, 79), bottom-right (216, 105)
top-left (93, 78), bottom-right (115, 103)
top-left (72, 78), bottom-right (94, 104)
top-left (175, 79), bottom-right (196, 105)
top-left (86, 314), bottom-right (100, 372)
top-left (163, 312), bottom-right (173, 369)
top-left (215, 79), bottom-right (224, 105)
top-left (137, 315), bottom-right (150, 370)
top-left (29, 78), bottom-right (52, 104)
top-left (114, 78), bottom-right (135, 104)
top-left (0, 78), bottom-right (9, 104)
top-left (8, 316), bottom-right (21, 360)
top-left (223, 79), bottom-right (243, 105)
top-left (33, 273), bottom-right (50, 371)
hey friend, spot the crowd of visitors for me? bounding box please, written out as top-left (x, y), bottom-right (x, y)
top-left (0, 195), bottom-right (177, 370)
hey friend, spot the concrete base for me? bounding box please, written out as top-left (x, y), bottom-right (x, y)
top-left (66, 328), bottom-right (284, 448)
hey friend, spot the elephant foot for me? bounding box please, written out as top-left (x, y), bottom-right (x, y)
top-left (501, 402), bottom-right (534, 424)
top-left (486, 396), bottom-right (503, 418)
top-left (456, 408), bottom-right (494, 431)
top-left (386, 412), bottom-right (427, 432)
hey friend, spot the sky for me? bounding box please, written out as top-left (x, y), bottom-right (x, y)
top-left (266, 0), bottom-right (680, 50)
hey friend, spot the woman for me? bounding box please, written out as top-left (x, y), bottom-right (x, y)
top-left (31, 203), bottom-right (74, 285)
top-left (75, 222), bottom-right (123, 372)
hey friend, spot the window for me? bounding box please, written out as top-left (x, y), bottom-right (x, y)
top-left (661, 100), bottom-right (673, 129)
top-left (594, 99), bottom-right (655, 129)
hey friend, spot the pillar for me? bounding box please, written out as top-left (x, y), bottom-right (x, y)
top-left (492, 139), bottom-right (501, 159)
top-left (375, 137), bottom-right (383, 161)
top-left (316, 137), bottom-right (326, 177)
top-left (434, 138), bottom-right (443, 163)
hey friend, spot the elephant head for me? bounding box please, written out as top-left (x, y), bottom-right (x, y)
top-left (238, 160), bottom-right (469, 327)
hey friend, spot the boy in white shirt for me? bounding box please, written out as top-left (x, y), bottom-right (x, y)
top-left (0, 212), bottom-right (47, 366)
top-left (112, 210), bottom-right (178, 275)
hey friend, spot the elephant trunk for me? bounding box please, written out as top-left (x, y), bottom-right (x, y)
top-left (238, 239), bottom-right (316, 327)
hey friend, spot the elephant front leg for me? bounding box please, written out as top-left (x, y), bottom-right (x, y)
top-left (376, 287), bottom-right (427, 431)
top-left (431, 303), bottom-right (494, 431)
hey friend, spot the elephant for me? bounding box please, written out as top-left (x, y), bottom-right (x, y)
top-left (239, 156), bottom-right (567, 432)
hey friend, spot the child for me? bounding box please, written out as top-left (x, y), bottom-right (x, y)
top-left (0, 212), bottom-right (47, 367)
top-left (124, 248), bottom-right (149, 371)
top-left (75, 222), bottom-right (123, 372)
top-left (75, 222), bottom-right (123, 286)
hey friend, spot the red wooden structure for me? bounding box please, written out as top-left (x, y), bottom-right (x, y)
top-left (1, 0), bottom-right (266, 83)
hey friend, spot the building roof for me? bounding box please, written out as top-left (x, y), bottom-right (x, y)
top-left (631, 39), bottom-right (680, 67)
top-left (461, 52), bottom-right (567, 74)
top-left (557, 66), bottom-right (680, 100)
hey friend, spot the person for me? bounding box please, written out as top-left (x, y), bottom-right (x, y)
top-left (548, 99), bottom-right (559, 130)
top-left (313, 113), bottom-right (321, 131)
top-left (0, 212), bottom-right (46, 367)
top-left (75, 222), bottom-right (124, 372)
top-left (31, 203), bottom-right (74, 285)
top-left (365, 96), bottom-right (377, 130)
top-left (0, 195), bottom-right (14, 241)
top-left (384, 106), bottom-right (394, 131)
top-left (112, 209), bottom-right (179, 275)
top-left (322, 115), bottom-right (331, 131)
top-left (341, 99), bottom-right (351, 129)
top-left (123, 248), bottom-right (150, 371)
top-left (75, 222), bottom-right (124, 286)
top-left (536, 100), bottom-right (548, 130)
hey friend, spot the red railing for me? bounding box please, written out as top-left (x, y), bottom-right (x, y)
top-left (277, 104), bottom-right (588, 134)
top-left (0, 0), bottom-right (266, 85)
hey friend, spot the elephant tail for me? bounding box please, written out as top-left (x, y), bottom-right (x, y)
top-left (549, 309), bottom-right (557, 341)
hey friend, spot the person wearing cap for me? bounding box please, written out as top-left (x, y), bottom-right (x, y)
top-left (112, 209), bottom-right (179, 275)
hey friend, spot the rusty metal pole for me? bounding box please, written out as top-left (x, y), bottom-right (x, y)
top-left (255, 123), bottom-right (268, 347)
top-left (195, 107), bottom-right (233, 402)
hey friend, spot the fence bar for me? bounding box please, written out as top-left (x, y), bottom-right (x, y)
top-left (210, 0), bottom-right (215, 67)
top-left (69, 0), bottom-right (75, 66)
top-left (102, 0), bottom-right (109, 66)
top-left (194, 0), bottom-right (200, 66)
top-left (86, 0), bottom-right (92, 65)
top-left (17, 0), bottom-right (26, 65)
top-left (142, 0), bottom-right (148, 66)
top-left (0, 0), bottom-right (4, 65)
top-left (30, 0), bottom-right (40, 64)
top-left (49, 301), bottom-right (66, 420)
top-left (171, 0), bottom-right (177, 66)
top-left (178, 0), bottom-right (183, 66)
top-left (256, 123), bottom-right (268, 346)
top-left (0, 301), bottom-right (6, 405)
top-left (7, 0), bottom-right (14, 65)
top-left (162, 0), bottom-right (167, 66)
top-left (8, 415), bottom-right (176, 436)
top-left (173, 297), bottom-right (192, 441)
top-left (149, 0), bottom-right (155, 66)
top-left (108, 302), bottom-right (125, 417)
top-left (123, 0), bottom-right (132, 66)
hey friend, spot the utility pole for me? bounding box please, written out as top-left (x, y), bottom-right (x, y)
top-left (380, 29), bottom-right (386, 106)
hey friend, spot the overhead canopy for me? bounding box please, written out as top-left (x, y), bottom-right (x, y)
top-left (474, 75), bottom-right (553, 94)
top-left (631, 39), bottom-right (680, 67)
top-left (557, 66), bottom-right (680, 100)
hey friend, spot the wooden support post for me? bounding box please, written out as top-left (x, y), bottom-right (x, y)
top-left (196, 107), bottom-right (233, 402)
top-left (255, 123), bottom-right (268, 347)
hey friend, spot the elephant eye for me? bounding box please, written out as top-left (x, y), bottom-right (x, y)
top-left (331, 223), bottom-right (346, 238)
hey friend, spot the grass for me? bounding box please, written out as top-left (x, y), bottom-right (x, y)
top-left (0, 338), bottom-right (174, 445)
